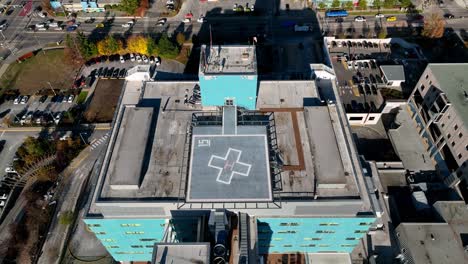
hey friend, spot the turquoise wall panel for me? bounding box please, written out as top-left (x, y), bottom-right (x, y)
top-left (83, 218), bottom-right (167, 262)
top-left (199, 74), bottom-right (258, 110)
top-left (257, 217), bottom-right (375, 254)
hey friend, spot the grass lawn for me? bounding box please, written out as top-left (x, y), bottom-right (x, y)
top-left (77, 91), bottom-right (88, 104)
top-left (0, 49), bottom-right (80, 95)
top-left (84, 79), bottom-right (123, 123)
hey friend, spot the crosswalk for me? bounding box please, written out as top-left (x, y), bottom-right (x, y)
top-left (90, 132), bottom-right (109, 150)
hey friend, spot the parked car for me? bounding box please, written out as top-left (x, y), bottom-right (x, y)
top-left (197, 15), bottom-right (206, 23)
top-left (20, 96), bottom-right (29, 104)
top-left (157, 18), bottom-right (167, 26)
top-left (67, 95), bottom-right (74, 103)
top-left (84, 18), bottom-right (95, 23)
top-left (5, 166), bottom-right (16, 174)
top-left (136, 54), bottom-right (142, 63)
top-left (61, 95), bottom-right (68, 103)
top-left (112, 68), bottom-right (120, 78)
top-left (106, 67), bottom-right (114, 78)
top-left (155, 57), bottom-right (161, 66)
top-left (119, 68), bottom-right (127, 78)
top-left (13, 96), bottom-right (21, 104)
top-left (0, 20), bottom-right (8, 31)
top-left (142, 55), bottom-right (149, 63)
top-left (39, 95), bottom-right (48, 103)
top-left (182, 18), bottom-right (191, 23)
top-left (375, 13), bottom-right (384, 18)
top-left (54, 112), bottom-right (62, 124)
top-left (386, 16), bottom-right (397, 22)
top-left (95, 23), bottom-right (104, 28)
top-left (130, 53), bottom-right (135, 62)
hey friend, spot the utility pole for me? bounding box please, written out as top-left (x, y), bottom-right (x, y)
top-left (46, 82), bottom-right (57, 96)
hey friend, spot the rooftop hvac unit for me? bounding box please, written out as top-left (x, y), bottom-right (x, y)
top-left (242, 53), bottom-right (249, 60)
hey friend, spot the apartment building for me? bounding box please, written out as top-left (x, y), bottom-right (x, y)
top-left (407, 63), bottom-right (468, 195)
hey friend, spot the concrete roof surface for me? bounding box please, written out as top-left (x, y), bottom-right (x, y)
top-left (427, 63), bottom-right (468, 129)
top-left (152, 243), bottom-right (210, 264)
top-left (388, 108), bottom-right (435, 172)
top-left (380, 65), bottom-right (405, 81)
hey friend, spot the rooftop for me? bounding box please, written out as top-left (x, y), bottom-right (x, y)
top-left (88, 76), bottom-right (363, 215)
top-left (200, 45), bottom-right (257, 75)
top-left (426, 63), bottom-right (468, 128)
top-left (396, 222), bottom-right (468, 264)
top-left (151, 243), bottom-right (210, 264)
top-left (380, 65), bottom-right (405, 81)
top-left (388, 107), bottom-right (435, 172)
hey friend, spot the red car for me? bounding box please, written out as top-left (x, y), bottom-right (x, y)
top-left (185, 12), bottom-right (193, 18)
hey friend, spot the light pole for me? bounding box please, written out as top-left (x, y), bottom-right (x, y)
top-left (46, 82), bottom-right (57, 96)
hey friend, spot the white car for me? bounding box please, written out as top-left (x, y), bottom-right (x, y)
top-left (136, 54), bottom-right (142, 63)
top-left (354, 16), bottom-right (366, 22)
top-left (182, 18), bottom-right (191, 23)
top-left (375, 13), bottom-right (384, 18)
top-left (120, 55), bottom-right (125, 63)
top-left (197, 16), bottom-right (205, 23)
top-left (155, 57), bottom-right (161, 66)
top-left (54, 113), bottom-right (62, 124)
top-left (149, 56), bottom-right (155, 64)
top-left (67, 95), bottom-right (74, 103)
top-left (166, 0), bottom-right (174, 4)
top-left (35, 23), bottom-right (45, 28)
top-left (20, 96), bottom-right (28, 104)
top-left (142, 55), bottom-right (149, 63)
top-left (13, 96), bottom-right (21, 104)
top-left (122, 21), bottom-right (134, 28)
top-left (49, 22), bottom-right (59, 27)
top-left (130, 53), bottom-right (135, 62)
top-left (62, 96), bottom-right (68, 103)
top-left (5, 166), bottom-right (16, 174)
top-left (37, 12), bottom-right (46, 18)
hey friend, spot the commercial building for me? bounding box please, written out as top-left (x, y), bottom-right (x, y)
top-left (395, 201), bottom-right (468, 264)
top-left (50, 0), bottom-right (105, 12)
top-left (406, 63), bottom-right (468, 196)
top-left (83, 45), bottom-right (379, 263)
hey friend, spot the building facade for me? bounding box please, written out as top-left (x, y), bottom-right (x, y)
top-left (406, 63), bottom-right (468, 192)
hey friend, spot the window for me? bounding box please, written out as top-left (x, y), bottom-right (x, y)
top-left (319, 223), bottom-right (339, 226)
top-left (451, 141), bottom-right (456, 147)
top-left (350, 116), bottom-right (363, 121)
top-left (425, 74), bottom-right (429, 79)
top-left (125, 231), bottom-right (144, 235)
top-left (341, 244), bottom-right (357, 247)
top-left (87, 224), bottom-right (101, 227)
top-left (429, 80), bottom-right (432, 85)
top-left (466, 145), bottom-right (468, 151)
top-left (278, 230), bottom-right (296, 234)
top-left (283, 245), bottom-right (293, 248)
top-left (225, 99), bottom-right (234, 106)
top-left (420, 84), bottom-right (425, 91)
top-left (131, 245), bottom-right (144, 248)
top-left (454, 124), bottom-right (459, 130)
top-left (459, 133), bottom-right (463, 138)
top-left (140, 238), bottom-right (158, 242)
top-left (354, 230), bottom-right (367, 234)
top-left (441, 123), bottom-right (445, 128)
top-left (316, 230), bottom-right (335, 234)
top-left (300, 244), bottom-right (316, 247)
top-left (146, 245), bottom-right (154, 248)
top-left (346, 237), bottom-right (358, 240)
top-left (115, 251), bottom-right (145, 254)
top-left (359, 222), bottom-right (372, 226)
top-left (279, 222), bottom-right (300, 226)
top-left (304, 238), bottom-right (321, 241)
top-left (106, 245), bottom-right (119, 249)
top-left (121, 224), bottom-right (142, 227)
top-left (368, 117), bottom-right (375, 121)
top-left (102, 239), bottom-right (115, 242)
top-left (448, 134), bottom-right (451, 139)
top-left (458, 154), bottom-right (462, 159)
top-left (95, 232), bottom-right (106, 235)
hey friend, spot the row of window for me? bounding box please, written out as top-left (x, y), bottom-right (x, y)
top-left (260, 237), bottom-right (361, 241)
top-left (259, 244), bottom-right (356, 248)
top-left (261, 222), bottom-right (372, 227)
top-left (87, 223), bottom-right (166, 228)
top-left (260, 230), bottom-right (369, 235)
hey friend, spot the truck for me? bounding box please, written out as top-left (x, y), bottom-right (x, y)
top-left (294, 24), bottom-right (311, 32)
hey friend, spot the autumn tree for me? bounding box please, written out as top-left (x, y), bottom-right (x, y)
top-left (97, 35), bottom-right (123, 55)
top-left (422, 13), bottom-right (445, 39)
top-left (126, 35), bottom-right (148, 54)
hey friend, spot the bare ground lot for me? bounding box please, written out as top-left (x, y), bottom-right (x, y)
top-left (0, 50), bottom-right (79, 95)
top-left (84, 79), bottom-right (123, 123)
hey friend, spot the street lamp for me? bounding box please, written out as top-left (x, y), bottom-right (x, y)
top-left (46, 82), bottom-right (57, 96)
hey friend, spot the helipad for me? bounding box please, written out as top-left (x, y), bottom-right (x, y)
top-left (186, 107), bottom-right (272, 202)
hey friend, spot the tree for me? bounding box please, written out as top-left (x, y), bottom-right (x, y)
top-left (400, 0), bottom-right (412, 8)
top-left (76, 32), bottom-right (98, 59)
top-left (373, 0), bottom-right (382, 8)
top-left (158, 33), bottom-right (179, 59)
top-left (331, 0), bottom-right (341, 8)
top-left (318, 2), bottom-right (326, 9)
top-left (176, 32), bottom-right (186, 46)
top-left (383, 0), bottom-right (395, 8)
top-left (147, 37), bottom-right (158, 55)
top-left (422, 13), bottom-right (445, 38)
top-left (358, 0), bottom-right (368, 9)
top-left (97, 35), bottom-right (123, 55)
top-left (344, 1), bottom-right (354, 9)
top-left (378, 27), bottom-right (387, 38)
top-left (126, 35), bottom-right (148, 54)
top-left (119, 0), bottom-right (139, 15)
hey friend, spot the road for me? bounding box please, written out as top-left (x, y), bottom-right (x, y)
top-left (37, 133), bottom-right (107, 264)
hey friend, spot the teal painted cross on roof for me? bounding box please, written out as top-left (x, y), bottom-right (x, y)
top-left (208, 148), bottom-right (252, 184)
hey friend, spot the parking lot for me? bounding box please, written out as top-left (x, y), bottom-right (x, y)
top-left (328, 39), bottom-right (426, 113)
top-left (0, 94), bottom-right (74, 127)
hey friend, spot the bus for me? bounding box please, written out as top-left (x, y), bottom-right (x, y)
top-left (325, 10), bottom-right (348, 18)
